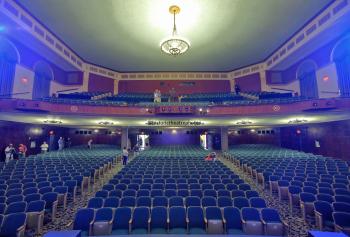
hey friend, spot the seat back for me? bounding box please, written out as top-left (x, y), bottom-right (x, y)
top-left (5, 201), bottom-right (27, 214)
top-left (205, 206), bottom-right (222, 220)
top-left (0, 212), bottom-right (26, 236)
top-left (88, 197), bottom-right (104, 209)
top-left (187, 206), bottom-right (205, 229)
top-left (223, 207), bottom-right (242, 230)
top-left (152, 196), bottom-right (168, 207)
top-left (150, 207), bottom-right (167, 229)
top-left (113, 207), bottom-right (132, 230)
top-left (95, 207), bottom-right (113, 222)
top-left (169, 206), bottom-right (186, 229)
top-left (132, 207), bottom-right (149, 230)
top-left (104, 197), bottom-right (119, 208)
top-left (73, 208), bottom-right (95, 231)
top-left (27, 200), bottom-right (45, 212)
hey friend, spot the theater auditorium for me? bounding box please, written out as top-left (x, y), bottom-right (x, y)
top-left (0, 0), bottom-right (350, 237)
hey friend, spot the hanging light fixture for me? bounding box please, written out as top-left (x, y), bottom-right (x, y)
top-left (160, 5), bottom-right (190, 56)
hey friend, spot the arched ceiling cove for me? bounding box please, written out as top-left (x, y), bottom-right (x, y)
top-left (17, 0), bottom-right (333, 72)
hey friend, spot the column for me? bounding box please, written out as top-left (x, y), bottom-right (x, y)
top-left (229, 79), bottom-right (235, 92)
top-left (259, 70), bottom-right (269, 91)
top-left (121, 127), bottom-right (128, 150)
top-left (113, 80), bottom-right (119, 95)
top-left (81, 65), bottom-right (90, 92)
top-left (221, 127), bottom-right (229, 151)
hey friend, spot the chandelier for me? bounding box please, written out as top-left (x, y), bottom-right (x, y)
top-left (160, 5), bottom-right (190, 56)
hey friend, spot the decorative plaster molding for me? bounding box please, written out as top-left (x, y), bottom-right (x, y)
top-left (2, 0), bottom-right (349, 81)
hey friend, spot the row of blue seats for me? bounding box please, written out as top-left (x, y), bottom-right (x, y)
top-left (97, 188), bottom-right (259, 199)
top-left (71, 206), bottom-right (288, 236)
top-left (87, 196), bottom-right (266, 209)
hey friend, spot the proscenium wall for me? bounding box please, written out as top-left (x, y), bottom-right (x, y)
top-left (118, 80), bottom-right (231, 94)
top-left (149, 130), bottom-right (200, 146)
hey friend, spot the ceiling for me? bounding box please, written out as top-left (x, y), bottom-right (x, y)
top-left (16, 0), bottom-right (333, 72)
top-left (1, 110), bottom-right (349, 128)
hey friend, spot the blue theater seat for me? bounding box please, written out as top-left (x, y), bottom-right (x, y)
top-left (130, 207), bottom-right (150, 234)
top-left (92, 207), bottom-right (114, 235)
top-left (150, 207), bottom-right (168, 234)
top-left (26, 200), bottom-right (46, 235)
top-left (333, 212), bottom-right (350, 235)
top-left (261, 208), bottom-right (287, 236)
top-left (0, 212), bottom-right (26, 237)
top-left (314, 201), bottom-right (334, 231)
top-left (72, 208), bottom-right (95, 237)
top-left (187, 206), bottom-right (206, 234)
top-left (223, 207), bottom-right (244, 235)
top-left (241, 207), bottom-right (263, 235)
top-left (204, 206), bottom-right (224, 234)
top-left (112, 207), bottom-right (132, 235)
top-left (169, 206), bottom-right (187, 234)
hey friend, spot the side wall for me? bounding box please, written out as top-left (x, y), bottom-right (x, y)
top-left (280, 120), bottom-right (350, 161)
top-left (88, 73), bottom-right (115, 93)
top-left (228, 129), bottom-right (280, 146)
top-left (6, 37), bottom-right (83, 99)
top-left (263, 36), bottom-right (346, 98)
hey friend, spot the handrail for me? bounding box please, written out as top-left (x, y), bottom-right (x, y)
top-left (320, 91), bottom-right (339, 94)
top-left (270, 88), bottom-right (295, 93)
top-left (57, 88), bottom-right (80, 93)
top-left (0, 92), bottom-right (30, 97)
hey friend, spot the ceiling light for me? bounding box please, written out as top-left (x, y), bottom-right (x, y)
top-left (160, 5), bottom-right (190, 56)
top-left (288, 119), bottom-right (308, 124)
top-left (43, 120), bottom-right (62, 124)
top-left (98, 121), bottom-right (114, 126)
top-left (236, 120), bottom-right (253, 125)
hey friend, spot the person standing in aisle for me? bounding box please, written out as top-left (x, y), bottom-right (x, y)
top-left (58, 137), bottom-right (64, 150)
top-left (41, 141), bottom-right (49, 153)
top-left (4, 144), bottom-right (15, 163)
top-left (122, 147), bottom-right (128, 165)
top-left (88, 139), bottom-right (93, 149)
top-left (18, 144), bottom-right (27, 158)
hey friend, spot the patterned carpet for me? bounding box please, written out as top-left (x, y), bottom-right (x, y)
top-left (219, 155), bottom-right (317, 237)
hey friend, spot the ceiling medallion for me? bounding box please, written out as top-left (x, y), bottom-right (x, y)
top-left (160, 5), bottom-right (190, 56)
